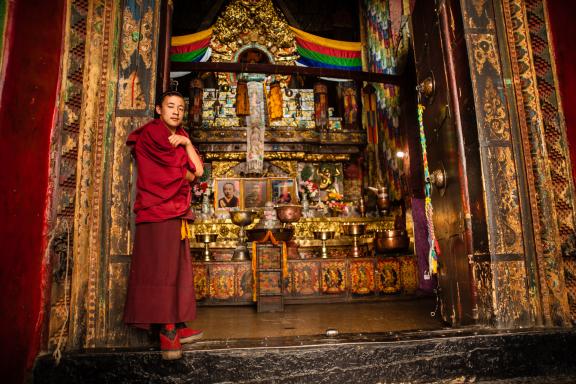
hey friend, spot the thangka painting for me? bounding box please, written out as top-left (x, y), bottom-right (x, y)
top-left (350, 260), bottom-right (375, 295)
top-left (209, 264), bottom-right (235, 300)
top-left (343, 161), bottom-right (363, 204)
top-left (399, 256), bottom-right (418, 294)
top-left (193, 262), bottom-right (208, 300)
top-left (236, 264), bottom-right (253, 301)
top-left (321, 261), bottom-right (346, 294)
top-left (293, 261), bottom-right (320, 296)
top-left (377, 258), bottom-right (401, 294)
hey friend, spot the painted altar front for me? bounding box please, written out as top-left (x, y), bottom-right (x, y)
top-left (189, 217), bottom-right (418, 304)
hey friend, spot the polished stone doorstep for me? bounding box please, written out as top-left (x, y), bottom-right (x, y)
top-left (34, 328), bottom-right (576, 383)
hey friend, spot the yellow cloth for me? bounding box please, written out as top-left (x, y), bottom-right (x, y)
top-left (171, 28), bottom-right (213, 46)
top-left (180, 219), bottom-right (192, 240)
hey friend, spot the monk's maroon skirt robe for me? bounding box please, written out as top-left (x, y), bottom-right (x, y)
top-left (124, 119), bottom-right (200, 329)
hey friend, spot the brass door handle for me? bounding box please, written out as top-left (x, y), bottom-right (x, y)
top-left (428, 168), bottom-right (447, 196)
top-left (416, 74), bottom-right (435, 102)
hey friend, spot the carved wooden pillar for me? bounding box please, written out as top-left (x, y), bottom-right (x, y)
top-left (459, 0), bottom-right (572, 327)
top-left (63, 0), bottom-right (164, 350)
top-left (497, 0), bottom-right (574, 325)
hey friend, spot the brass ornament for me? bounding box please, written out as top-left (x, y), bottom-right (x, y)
top-left (211, 0), bottom-right (297, 85)
top-left (212, 161), bottom-right (242, 177)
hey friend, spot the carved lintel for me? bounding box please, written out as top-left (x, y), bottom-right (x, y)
top-left (205, 151), bottom-right (352, 162)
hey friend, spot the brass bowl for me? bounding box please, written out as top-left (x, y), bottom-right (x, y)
top-left (229, 210), bottom-right (257, 227)
top-left (313, 230), bottom-right (336, 241)
top-left (373, 229), bottom-right (409, 253)
top-left (342, 222), bottom-right (367, 236)
top-left (195, 233), bottom-right (218, 244)
top-left (275, 204), bottom-right (303, 224)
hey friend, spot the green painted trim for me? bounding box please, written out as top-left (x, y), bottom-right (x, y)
top-left (0, 0), bottom-right (9, 71)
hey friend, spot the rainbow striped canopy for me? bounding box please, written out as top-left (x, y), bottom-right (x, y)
top-left (289, 26), bottom-right (362, 71)
top-left (170, 28), bottom-right (213, 62)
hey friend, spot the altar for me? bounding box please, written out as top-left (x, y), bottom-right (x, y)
top-left (189, 216), bottom-right (418, 306)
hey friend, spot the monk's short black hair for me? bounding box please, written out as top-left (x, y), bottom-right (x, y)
top-left (156, 90), bottom-right (185, 106)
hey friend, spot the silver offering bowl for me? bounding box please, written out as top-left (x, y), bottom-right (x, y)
top-left (195, 233), bottom-right (218, 262)
top-left (275, 204), bottom-right (303, 227)
top-left (229, 210), bottom-right (258, 261)
top-left (313, 230), bottom-right (336, 259)
top-left (342, 222), bottom-right (367, 258)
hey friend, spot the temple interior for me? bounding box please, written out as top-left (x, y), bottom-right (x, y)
top-left (163, 0), bottom-right (439, 340)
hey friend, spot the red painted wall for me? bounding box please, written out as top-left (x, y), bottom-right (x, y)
top-left (546, 0), bottom-right (576, 185)
top-left (0, 0), bottom-right (65, 382)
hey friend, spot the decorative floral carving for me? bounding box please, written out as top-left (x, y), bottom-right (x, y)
top-left (483, 78), bottom-right (511, 141)
top-left (120, 7), bottom-right (153, 70)
top-left (488, 147), bottom-right (523, 254)
top-left (472, 34), bottom-right (499, 74)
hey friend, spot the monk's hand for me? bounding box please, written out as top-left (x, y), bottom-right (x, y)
top-left (168, 134), bottom-right (191, 148)
top-left (185, 170), bottom-right (196, 182)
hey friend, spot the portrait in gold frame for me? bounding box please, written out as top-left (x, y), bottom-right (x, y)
top-left (270, 178), bottom-right (296, 204)
top-left (214, 178), bottom-right (242, 210)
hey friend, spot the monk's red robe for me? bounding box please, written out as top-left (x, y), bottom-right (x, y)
top-left (124, 119), bottom-right (201, 329)
top-left (126, 119), bottom-right (200, 223)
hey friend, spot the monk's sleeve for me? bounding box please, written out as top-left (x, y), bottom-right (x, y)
top-left (178, 128), bottom-right (203, 176)
top-left (129, 124), bottom-right (188, 209)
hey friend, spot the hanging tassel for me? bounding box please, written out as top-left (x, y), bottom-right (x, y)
top-left (235, 79), bottom-right (250, 116)
top-left (363, 85), bottom-right (378, 143)
top-left (188, 78), bottom-right (203, 129)
top-left (343, 87), bottom-right (358, 126)
top-left (314, 82), bottom-right (328, 129)
top-left (268, 81), bottom-right (283, 121)
top-left (418, 104), bottom-right (439, 275)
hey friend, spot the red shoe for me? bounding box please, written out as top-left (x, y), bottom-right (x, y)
top-left (176, 323), bottom-right (204, 344)
top-left (159, 323), bottom-right (182, 360)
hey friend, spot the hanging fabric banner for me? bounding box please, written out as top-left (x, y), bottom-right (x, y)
top-left (170, 27), bottom-right (213, 63)
top-left (289, 26), bottom-right (362, 71)
top-left (246, 82), bottom-right (265, 174)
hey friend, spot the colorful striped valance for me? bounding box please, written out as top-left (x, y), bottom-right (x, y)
top-left (289, 26), bottom-right (362, 71)
top-left (170, 27), bottom-right (213, 62)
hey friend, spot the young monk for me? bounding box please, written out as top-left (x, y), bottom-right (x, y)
top-left (124, 91), bottom-right (204, 360)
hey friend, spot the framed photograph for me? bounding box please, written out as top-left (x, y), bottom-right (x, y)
top-left (214, 178), bottom-right (242, 210)
top-left (270, 178), bottom-right (296, 204)
top-left (243, 179), bottom-right (268, 208)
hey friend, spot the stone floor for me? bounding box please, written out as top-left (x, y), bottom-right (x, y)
top-left (34, 298), bottom-right (576, 383)
top-left (191, 296), bottom-right (442, 339)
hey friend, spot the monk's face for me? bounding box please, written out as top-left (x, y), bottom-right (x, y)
top-left (223, 183), bottom-right (235, 198)
top-left (156, 95), bottom-right (185, 129)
